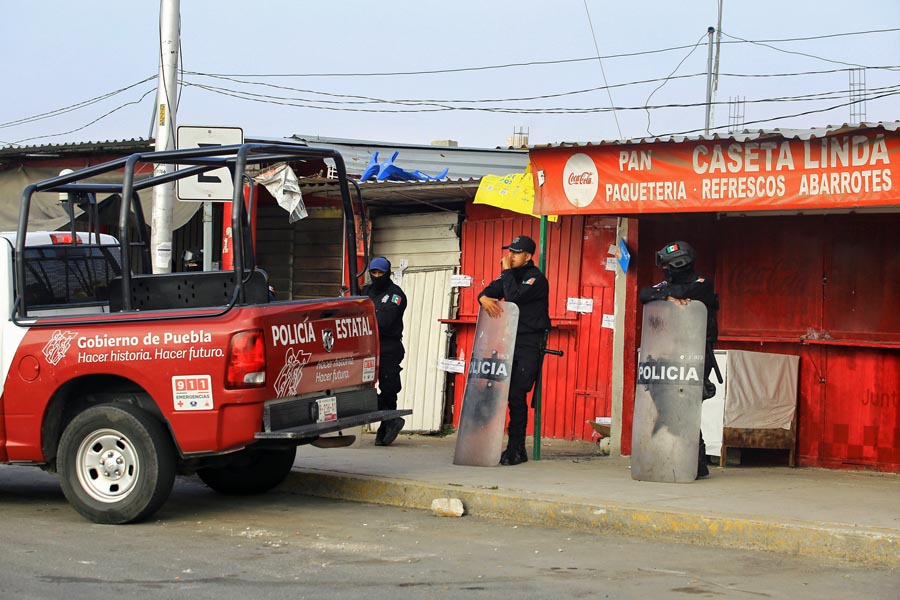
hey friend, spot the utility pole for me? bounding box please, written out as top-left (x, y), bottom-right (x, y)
top-left (704, 26), bottom-right (715, 136)
top-left (709, 0), bottom-right (724, 132)
top-left (150, 0), bottom-right (180, 273)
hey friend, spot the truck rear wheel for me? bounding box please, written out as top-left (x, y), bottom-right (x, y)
top-left (57, 403), bottom-right (176, 524)
top-left (197, 447), bottom-right (297, 495)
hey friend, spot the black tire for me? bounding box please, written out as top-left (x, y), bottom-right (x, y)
top-left (197, 447), bottom-right (297, 495)
top-left (57, 403), bottom-right (176, 524)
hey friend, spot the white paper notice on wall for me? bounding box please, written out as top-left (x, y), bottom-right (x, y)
top-left (605, 257), bottom-right (617, 271)
top-left (393, 258), bottom-right (408, 288)
top-left (450, 274), bottom-right (473, 288)
top-left (566, 297), bottom-right (594, 313)
top-left (602, 313), bottom-right (615, 329)
top-left (438, 358), bottom-right (466, 374)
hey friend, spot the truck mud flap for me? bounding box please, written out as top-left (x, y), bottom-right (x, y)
top-left (254, 409), bottom-right (411, 441)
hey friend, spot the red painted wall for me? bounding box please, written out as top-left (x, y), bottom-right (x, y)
top-left (636, 213), bottom-right (900, 471)
top-left (451, 206), bottom-right (618, 442)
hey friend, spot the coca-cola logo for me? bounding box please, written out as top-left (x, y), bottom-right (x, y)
top-left (562, 153), bottom-right (598, 208)
top-left (568, 171), bottom-right (593, 185)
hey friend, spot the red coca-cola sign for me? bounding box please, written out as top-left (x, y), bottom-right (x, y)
top-left (568, 171), bottom-right (593, 185)
top-left (562, 154), bottom-right (598, 207)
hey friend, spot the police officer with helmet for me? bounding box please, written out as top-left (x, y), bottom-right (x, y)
top-left (363, 257), bottom-right (408, 446)
top-left (639, 241), bottom-right (719, 479)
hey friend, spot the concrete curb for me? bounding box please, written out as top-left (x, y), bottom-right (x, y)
top-left (284, 469), bottom-right (900, 567)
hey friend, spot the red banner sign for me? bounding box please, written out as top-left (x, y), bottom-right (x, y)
top-left (531, 130), bottom-right (898, 215)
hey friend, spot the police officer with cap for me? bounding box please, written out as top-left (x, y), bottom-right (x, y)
top-left (363, 257), bottom-right (408, 446)
top-left (639, 240), bottom-right (719, 478)
top-left (478, 235), bottom-right (551, 466)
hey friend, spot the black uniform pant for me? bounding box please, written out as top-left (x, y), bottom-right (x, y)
top-left (697, 354), bottom-right (717, 475)
top-left (507, 335), bottom-right (543, 439)
top-left (377, 357), bottom-right (403, 411)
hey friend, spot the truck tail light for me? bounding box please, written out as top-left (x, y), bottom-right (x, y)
top-left (226, 329), bottom-right (266, 388)
top-left (50, 233), bottom-right (80, 244)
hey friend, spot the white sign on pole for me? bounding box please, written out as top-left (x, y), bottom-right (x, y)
top-left (176, 126), bottom-right (244, 201)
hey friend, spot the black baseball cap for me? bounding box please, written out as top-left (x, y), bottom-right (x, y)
top-left (502, 235), bottom-right (536, 254)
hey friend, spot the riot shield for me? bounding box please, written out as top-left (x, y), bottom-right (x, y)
top-left (631, 300), bottom-right (707, 483)
top-left (453, 303), bottom-right (520, 467)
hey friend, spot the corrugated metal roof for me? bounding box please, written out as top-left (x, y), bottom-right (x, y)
top-left (297, 177), bottom-right (481, 207)
top-left (530, 121), bottom-right (900, 149)
top-left (285, 134), bottom-right (529, 180)
top-left (0, 138), bottom-right (153, 159)
top-left (5, 122), bottom-right (897, 162)
top-left (0, 135), bottom-right (531, 181)
top-left (0, 135), bottom-right (495, 209)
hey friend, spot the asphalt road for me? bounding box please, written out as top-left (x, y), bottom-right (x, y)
top-left (0, 465), bottom-right (896, 600)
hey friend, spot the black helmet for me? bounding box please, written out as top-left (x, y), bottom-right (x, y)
top-left (655, 241), bottom-right (695, 271)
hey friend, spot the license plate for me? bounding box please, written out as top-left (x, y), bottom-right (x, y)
top-left (316, 397), bottom-right (337, 423)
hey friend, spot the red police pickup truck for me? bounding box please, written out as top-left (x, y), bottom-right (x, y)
top-left (0, 143), bottom-right (408, 523)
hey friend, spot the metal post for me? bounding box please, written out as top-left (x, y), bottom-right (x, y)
top-left (709, 2), bottom-right (724, 130)
top-left (532, 215), bottom-right (549, 460)
top-left (704, 26), bottom-right (715, 136)
top-left (202, 202), bottom-right (214, 270)
top-left (150, 0), bottom-right (180, 273)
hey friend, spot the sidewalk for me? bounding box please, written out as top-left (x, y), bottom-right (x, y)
top-left (286, 432), bottom-right (900, 567)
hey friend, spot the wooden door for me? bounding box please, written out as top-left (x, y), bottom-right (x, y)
top-left (572, 217), bottom-right (617, 440)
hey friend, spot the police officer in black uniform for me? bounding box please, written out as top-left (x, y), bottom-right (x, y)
top-left (639, 240), bottom-right (719, 478)
top-left (478, 235), bottom-right (551, 466)
top-left (363, 257), bottom-right (408, 446)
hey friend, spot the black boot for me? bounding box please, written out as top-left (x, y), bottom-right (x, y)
top-left (500, 435), bottom-right (528, 466)
top-left (380, 418), bottom-right (405, 447)
top-left (696, 436), bottom-right (709, 479)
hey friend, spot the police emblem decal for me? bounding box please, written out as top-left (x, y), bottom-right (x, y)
top-left (322, 329), bottom-right (335, 353)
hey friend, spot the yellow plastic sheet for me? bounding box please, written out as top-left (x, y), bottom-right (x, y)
top-left (474, 164), bottom-right (557, 222)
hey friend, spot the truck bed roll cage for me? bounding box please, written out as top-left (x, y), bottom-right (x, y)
top-left (15, 143), bottom-right (361, 318)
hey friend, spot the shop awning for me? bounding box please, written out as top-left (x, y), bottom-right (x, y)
top-left (530, 122), bottom-right (900, 216)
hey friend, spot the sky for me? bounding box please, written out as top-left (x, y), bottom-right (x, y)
top-left (1, 0), bottom-right (898, 150)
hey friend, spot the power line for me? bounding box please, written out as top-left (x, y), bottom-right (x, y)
top-left (748, 26), bottom-right (900, 44)
top-left (187, 27), bottom-right (900, 79)
top-left (661, 89), bottom-right (900, 137)
top-left (0, 77), bottom-right (156, 130)
top-left (719, 30), bottom-right (868, 68)
top-left (4, 25), bottom-right (899, 146)
top-left (6, 62), bottom-right (898, 145)
top-left (11, 88), bottom-right (157, 146)
top-left (582, 0), bottom-right (622, 137)
top-left (643, 32), bottom-right (708, 135)
top-left (185, 77), bottom-right (900, 115)
top-left (5, 28), bottom-right (897, 122)
top-left (182, 65), bottom-right (900, 106)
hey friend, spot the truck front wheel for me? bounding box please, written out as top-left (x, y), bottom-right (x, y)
top-left (57, 403), bottom-right (176, 524)
top-left (197, 447), bottom-right (297, 495)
